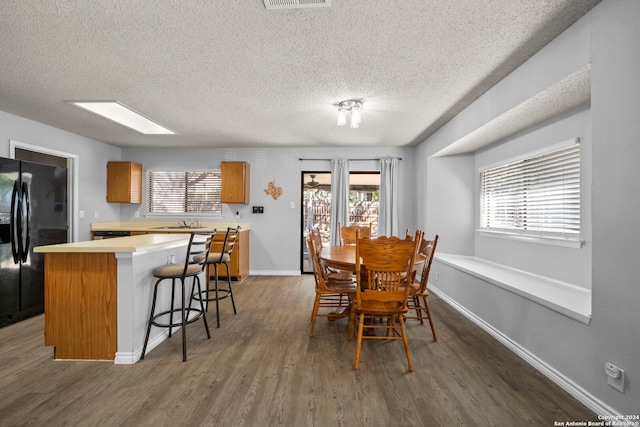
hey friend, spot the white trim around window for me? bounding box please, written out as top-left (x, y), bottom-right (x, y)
top-left (479, 137), bottom-right (583, 248)
top-left (146, 169), bottom-right (222, 216)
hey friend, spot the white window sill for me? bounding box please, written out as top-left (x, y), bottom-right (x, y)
top-left (434, 253), bottom-right (591, 325)
top-left (477, 229), bottom-right (584, 248)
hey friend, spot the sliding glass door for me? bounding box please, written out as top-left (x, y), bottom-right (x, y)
top-left (300, 171), bottom-right (380, 273)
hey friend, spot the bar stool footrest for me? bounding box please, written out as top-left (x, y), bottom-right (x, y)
top-left (150, 307), bottom-right (205, 328)
top-left (197, 289), bottom-right (232, 302)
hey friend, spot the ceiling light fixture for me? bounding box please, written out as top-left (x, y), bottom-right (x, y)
top-left (263, 0), bottom-right (331, 10)
top-left (337, 100), bottom-right (363, 128)
top-left (66, 101), bottom-right (175, 135)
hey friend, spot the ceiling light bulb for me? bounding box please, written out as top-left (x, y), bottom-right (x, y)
top-left (337, 107), bottom-right (347, 126)
top-left (350, 104), bottom-right (361, 128)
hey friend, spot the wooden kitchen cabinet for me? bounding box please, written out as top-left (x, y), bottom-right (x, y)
top-left (210, 229), bottom-right (250, 281)
top-left (107, 161), bottom-right (143, 203)
top-left (221, 161), bottom-right (250, 204)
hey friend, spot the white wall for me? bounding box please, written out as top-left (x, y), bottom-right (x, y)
top-left (417, 0), bottom-right (639, 415)
top-left (0, 111), bottom-right (121, 241)
top-left (590, 0), bottom-right (640, 416)
top-left (120, 146), bottom-right (416, 273)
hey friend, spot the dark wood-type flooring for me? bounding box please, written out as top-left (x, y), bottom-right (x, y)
top-left (0, 275), bottom-right (596, 426)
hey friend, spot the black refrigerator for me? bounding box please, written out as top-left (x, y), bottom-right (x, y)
top-left (0, 157), bottom-right (68, 327)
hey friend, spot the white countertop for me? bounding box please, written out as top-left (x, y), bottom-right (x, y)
top-left (90, 221), bottom-right (250, 232)
top-left (34, 234), bottom-right (191, 253)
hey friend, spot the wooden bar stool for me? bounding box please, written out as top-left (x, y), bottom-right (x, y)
top-left (192, 226), bottom-right (239, 328)
top-left (141, 231), bottom-right (215, 362)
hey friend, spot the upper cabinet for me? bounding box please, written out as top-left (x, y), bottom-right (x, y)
top-left (107, 161), bottom-right (142, 203)
top-left (221, 161), bottom-right (250, 204)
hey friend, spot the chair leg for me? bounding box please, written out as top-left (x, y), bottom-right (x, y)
top-left (347, 306), bottom-right (355, 341)
top-left (168, 279), bottom-right (176, 338)
top-left (193, 276), bottom-right (211, 339)
top-left (399, 316), bottom-right (413, 372)
top-left (224, 262), bottom-right (237, 314)
top-left (141, 278), bottom-right (162, 360)
top-left (354, 313), bottom-right (365, 370)
top-left (180, 278), bottom-right (187, 362)
top-left (309, 294), bottom-right (321, 337)
top-left (203, 264), bottom-right (211, 313)
top-left (413, 296), bottom-right (425, 324)
top-left (422, 296), bottom-right (437, 341)
top-left (212, 263), bottom-right (221, 328)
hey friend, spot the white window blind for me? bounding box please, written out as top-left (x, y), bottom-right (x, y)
top-left (147, 171), bottom-right (222, 214)
top-left (480, 142), bottom-right (580, 238)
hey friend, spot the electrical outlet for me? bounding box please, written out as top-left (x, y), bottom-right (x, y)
top-left (605, 363), bottom-right (625, 393)
top-left (434, 270), bottom-right (439, 281)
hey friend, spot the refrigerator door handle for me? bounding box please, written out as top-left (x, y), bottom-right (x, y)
top-left (20, 182), bottom-right (31, 263)
top-left (10, 180), bottom-right (21, 264)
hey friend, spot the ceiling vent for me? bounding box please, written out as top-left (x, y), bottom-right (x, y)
top-left (263, 0), bottom-right (331, 10)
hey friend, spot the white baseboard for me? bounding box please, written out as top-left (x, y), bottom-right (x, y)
top-left (250, 270), bottom-right (301, 276)
top-left (115, 329), bottom-right (169, 365)
top-left (114, 351), bottom-right (136, 365)
top-left (430, 285), bottom-right (620, 417)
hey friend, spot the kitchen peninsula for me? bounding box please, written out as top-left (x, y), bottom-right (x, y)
top-left (34, 225), bottom-right (244, 364)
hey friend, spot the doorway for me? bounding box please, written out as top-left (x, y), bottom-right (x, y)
top-left (300, 171), bottom-right (380, 274)
top-left (10, 140), bottom-right (78, 242)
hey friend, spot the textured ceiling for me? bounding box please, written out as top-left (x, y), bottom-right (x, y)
top-left (0, 1), bottom-right (600, 149)
top-left (434, 63), bottom-right (592, 157)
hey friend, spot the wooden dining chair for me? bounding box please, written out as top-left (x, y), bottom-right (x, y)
top-left (348, 229), bottom-right (419, 371)
top-left (311, 228), bottom-right (352, 276)
top-left (405, 234), bottom-right (439, 341)
top-left (306, 234), bottom-right (356, 337)
top-left (338, 221), bottom-right (372, 245)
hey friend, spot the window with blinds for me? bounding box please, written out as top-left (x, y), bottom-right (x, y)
top-left (147, 171), bottom-right (222, 214)
top-left (480, 142), bottom-right (580, 238)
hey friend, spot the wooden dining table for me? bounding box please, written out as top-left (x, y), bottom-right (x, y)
top-left (319, 245), bottom-right (426, 273)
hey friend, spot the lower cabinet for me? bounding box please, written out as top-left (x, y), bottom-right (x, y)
top-left (211, 229), bottom-right (250, 281)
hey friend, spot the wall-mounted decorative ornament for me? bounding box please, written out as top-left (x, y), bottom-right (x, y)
top-left (264, 181), bottom-right (282, 200)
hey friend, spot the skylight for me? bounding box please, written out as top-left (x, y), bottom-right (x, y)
top-left (67, 101), bottom-right (175, 135)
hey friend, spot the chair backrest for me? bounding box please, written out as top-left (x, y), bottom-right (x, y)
top-left (214, 226), bottom-right (240, 263)
top-left (404, 229), bottom-right (425, 282)
top-left (339, 222), bottom-right (372, 246)
top-left (309, 228), bottom-right (323, 251)
top-left (184, 230), bottom-right (216, 278)
top-left (354, 229), bottom-right (419, 309)
top-left (306, 233), bottom-right (328, 292)
top-left (405, 228), bottom-right (424, 239)
top-left (415, 235), bottom-right (439, 293)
